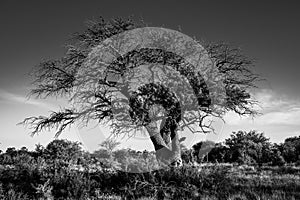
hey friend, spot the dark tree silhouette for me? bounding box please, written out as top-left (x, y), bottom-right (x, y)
top-left (225, 130), bottom-right (275, 165)
top-left (21, 17), bottom-right (259, 167)
top-left (192, 140), bottom-right (215, 163)
top-left (281, 136), bottom-right (300, 163)
top-left (44, 139), bottom-right (83, 163)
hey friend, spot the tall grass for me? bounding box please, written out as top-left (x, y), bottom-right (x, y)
top-left (1, 163), bottom-right (300, 199)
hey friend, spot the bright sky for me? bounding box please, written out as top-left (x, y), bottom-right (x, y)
top-left (0, 0), bottom-right (300, 152)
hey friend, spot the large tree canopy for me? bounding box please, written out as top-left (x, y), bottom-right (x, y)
top-left (22, 17), bottom-right (259, 167)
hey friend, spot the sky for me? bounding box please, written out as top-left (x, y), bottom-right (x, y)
top-left (0, 0), bottom-right (300, 152)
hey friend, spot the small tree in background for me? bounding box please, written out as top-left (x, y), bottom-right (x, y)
top-left (225, 130), bottom-right (275, 165)
top-left (192, 140), bottom-right (215, 163)
top-left (43, 139), bottom-right (83, 168)
top-left (203, 142), bottom-right (229, 163)
top-left (94, 138), bottom-right (121, 169)
top-left (281, 136), bottom-right (300, 164)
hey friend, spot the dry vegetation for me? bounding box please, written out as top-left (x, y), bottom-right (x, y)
top-left (0, 131), bottom-right (300, 199)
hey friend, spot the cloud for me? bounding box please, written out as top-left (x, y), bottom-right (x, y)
top-left (224, 89), bottom-right (300, 126)
top-left (0, 88), bottom-right (56, 110)
top-left (256, 107), bottom-right (300, 126)
top-left (253, 89), bottom-right (298, 112)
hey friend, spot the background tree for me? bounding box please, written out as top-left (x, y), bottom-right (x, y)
top-left (192, 140), bottom-right (216, 163)
top-left (204, 142), bottom-right (229, 163)
top-left (43, 139), bottom-right (83, 167)
top-left (99, 139), bottom-right (120, 156)
top-left (180, 138), bottom-right (195, 164)
top-left (0, 147), bottom-right (34, 166)
top-left (268, 143), bottom-right (285, 166)
top-left (225, 130), bottom-right (275, 165)
top-left (93, 138), bottom-right (121, 169)
top-left (21, 16), bottom-right (259, 167)
top-left (281, 136), bottom-right (300, 164)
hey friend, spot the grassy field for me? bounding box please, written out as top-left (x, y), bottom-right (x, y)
top-left (1, 163), bottom-right (300, 199)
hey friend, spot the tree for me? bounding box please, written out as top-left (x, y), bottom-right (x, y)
top-left (225, 130), bottom-right (273, 165)
top-left (204, 142), bottom-right (230, 163)
top-left (268, 143), bottom-right (285, 166)
top-left (281, 136), bottom-right (300, 164)
top-left (0, 147), bottom-right (36, 169)
top-left (43, 139), bottom-right (83, 166)
top-left (93, 138), bottom-right (121, 169)
top-left (99, 138), bottom-right (120, 155)
top-left (181, 148), bottom-right (195, 164)
top-left (21, 17), bottom-right (259, 167)
top-left (192, 140), bottom-right (215, 163)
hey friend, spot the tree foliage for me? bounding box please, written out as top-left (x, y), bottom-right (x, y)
top-left (281, 136), bottom-right (300, 163)
top-left (224, 130), bottom-right (284, 165)
top-left (21, 16), bottom-right (260, 166)
top-left (192, 140), bottom-right (216, 163)
top-left (43, 139), bottom-right (83, 166)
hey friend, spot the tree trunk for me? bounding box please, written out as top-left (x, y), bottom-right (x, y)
top-left (145, 121), bottom-right (182, 167)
